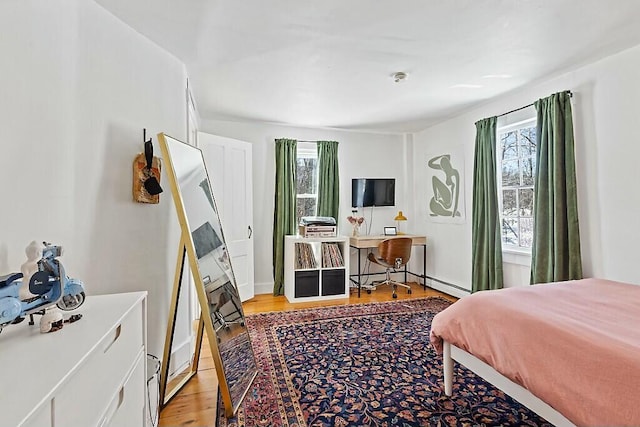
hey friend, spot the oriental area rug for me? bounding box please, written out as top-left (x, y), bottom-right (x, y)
top-left (216, 297), bottom-right (552, 427)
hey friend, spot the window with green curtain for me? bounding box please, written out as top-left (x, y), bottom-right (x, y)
top-left (497, 118), bottom-right (537, 250)
top-left (316, 140), bottom-right (340, 221)
top-left (272, 138), bottom-right (297, 295)
top-left (472, 116), bottom-right (504, 292)
top-left (531, 91), bottom-right (582, 283)
top-left (295, 142), bottom-right (319, 221)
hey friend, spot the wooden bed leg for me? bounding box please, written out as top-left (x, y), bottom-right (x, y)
top-left (443, 341), bottom-right (453, 396)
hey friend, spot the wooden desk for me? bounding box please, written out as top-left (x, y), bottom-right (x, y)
top-left (349, 234), bottom-right (428, 297)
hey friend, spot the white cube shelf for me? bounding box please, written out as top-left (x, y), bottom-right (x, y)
top-left (284, 235), bottom-right (349, 303)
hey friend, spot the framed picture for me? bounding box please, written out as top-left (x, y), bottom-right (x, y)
top-left (426, 146), bottom-right (466, 224)
top-left (384, 226), bottom-right (397, 236)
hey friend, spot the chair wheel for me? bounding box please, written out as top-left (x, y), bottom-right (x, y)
top-left (367, 290), bottom-right (371, 294)
top-left (408, 289), bottom-right (412, 294)
top-left (393, 293), bottom-right (398, 299)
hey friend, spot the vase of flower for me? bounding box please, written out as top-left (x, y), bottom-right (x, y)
top-left (347, 215), bottom-right (364, 237)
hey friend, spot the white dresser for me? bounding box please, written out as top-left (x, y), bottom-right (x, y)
top-left (0, 291), bottom-right (147, 427)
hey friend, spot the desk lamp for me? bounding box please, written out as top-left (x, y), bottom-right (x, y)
top-left (394, 211), bottom-right (407, 234)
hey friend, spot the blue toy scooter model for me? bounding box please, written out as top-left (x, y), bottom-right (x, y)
top-left (0, 242), bottom-right (86, 333)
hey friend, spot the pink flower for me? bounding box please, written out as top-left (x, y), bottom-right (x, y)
top-left (347, 216), bottom-right (364, 225)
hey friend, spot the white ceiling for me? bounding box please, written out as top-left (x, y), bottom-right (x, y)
top-left (98, 0), bottom-right (640, 133)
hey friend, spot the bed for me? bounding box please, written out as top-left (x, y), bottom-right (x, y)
top-left (429, 278), bottom-right (640, 426)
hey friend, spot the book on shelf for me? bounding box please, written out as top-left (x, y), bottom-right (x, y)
top-left (294, 242), bottom-right (317, 269)
top-left (321, 242), bottom-right (344, 268)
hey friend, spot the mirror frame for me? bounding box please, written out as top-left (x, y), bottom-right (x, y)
top-left (157, 133), bottom-right (257, 417)
top-left (159, 241), bottom-right (204, 406)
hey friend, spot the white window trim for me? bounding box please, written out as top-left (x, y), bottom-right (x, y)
top-left (497, 117), bottom-right (536, 254)
top-left (503, 245), bottom-right (531, 256)
top-left (503, 249), bottom-right (531, 266)
top-left (497, 117), bottom-right (535, 134)
top-left (296, 142), bottom-right (319, 217)
top-left (297, 142), bottom-right (317, 159)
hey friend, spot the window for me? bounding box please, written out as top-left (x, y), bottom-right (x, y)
top-left (296, 142), bottom-right (318, 222)
top-left (497, 118), bottom-right (536, 250)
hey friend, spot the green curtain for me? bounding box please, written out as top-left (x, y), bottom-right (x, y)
top-left (471, 116), bottom-right (504, 292)
top-left (316, 140), bottom-right (340, 220)
top-left (272, 138), bottom-right (297, 295)
top-left (531, 91), bottom-right (582, 284)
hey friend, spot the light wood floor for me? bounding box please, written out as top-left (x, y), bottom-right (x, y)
top-left (158, 282), bottom-right (456, 427)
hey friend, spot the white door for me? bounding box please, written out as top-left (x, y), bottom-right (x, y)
top-left (198, 132), bottom-right (254, 301)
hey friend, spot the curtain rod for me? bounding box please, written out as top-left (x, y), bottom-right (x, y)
top-left (497, 90), bottom-right (573, 118)
top-left (276, 139), bottom-right (337, 143)
top-left (497, 102), bottom-right (534, 118)
top-left (274, 139), bottom-right (319, 143)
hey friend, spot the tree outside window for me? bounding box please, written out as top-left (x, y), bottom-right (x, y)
top-left (498, 120), bottom-right (536, 250)
top-left (296, 142), bottom-right (318, 222)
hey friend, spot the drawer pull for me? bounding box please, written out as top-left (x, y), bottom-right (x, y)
top-left (98, 386), bottom-right (125, 427)
top-left (103, 325), bottom-right (121, 353)
top-left (118, 387), bottom-right (125, 408)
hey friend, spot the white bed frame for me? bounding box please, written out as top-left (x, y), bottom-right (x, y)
top-left (442, 341), bottom-right (576, 427)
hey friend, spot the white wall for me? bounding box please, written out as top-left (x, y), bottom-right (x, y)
top-left (200, 119), bottom-right (406, 294)
top-left (0, 0), bottom-right (187, 356)
top-left (412, 43), bottom-right (640, 292)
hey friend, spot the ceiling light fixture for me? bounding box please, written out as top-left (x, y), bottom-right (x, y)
top-left (392, 72), bottom-right (408, 83)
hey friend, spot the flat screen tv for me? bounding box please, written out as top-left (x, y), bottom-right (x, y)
top-left (351, 178), bottom-right (395, 207)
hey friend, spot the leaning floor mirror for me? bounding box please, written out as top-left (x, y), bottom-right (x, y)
top-left (157, 133), bottom-right (258, 417)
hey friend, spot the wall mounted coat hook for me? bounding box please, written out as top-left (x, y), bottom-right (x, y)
top-left (133, 128), bottom-right (163, 204)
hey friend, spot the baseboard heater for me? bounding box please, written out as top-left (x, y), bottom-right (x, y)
top-left (424, 274), bottom-right (470, 294)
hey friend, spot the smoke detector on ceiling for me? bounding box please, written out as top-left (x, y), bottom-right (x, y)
top-left (392, 72), bottom-right (408, 83)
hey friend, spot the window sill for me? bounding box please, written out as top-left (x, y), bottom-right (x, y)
top-left (502, 248), bottom-right (531, 266)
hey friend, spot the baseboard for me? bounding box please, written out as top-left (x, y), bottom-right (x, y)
top-left (254, 281), bottom-right (274, 295)
top-left (253, 279), bottom-right (468, 298)
top-left (168, 335), bottom-right (194, 379)
top-left (427, 279), bottom-right (470, 299)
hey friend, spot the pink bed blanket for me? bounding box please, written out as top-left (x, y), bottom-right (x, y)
top-left (429, 278), bottom-right (640, 426)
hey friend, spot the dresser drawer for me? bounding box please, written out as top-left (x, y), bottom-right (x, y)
top-left (102, 350), bottom-right (145, 427)
top-left (22, 399), bottom-right (52, 427)
top-left (54, 302), bottom-right (144, 427)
